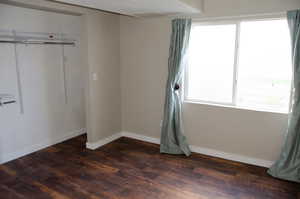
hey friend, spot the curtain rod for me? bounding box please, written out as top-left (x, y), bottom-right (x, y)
top-left (0, 40), bottom-right (75, 45)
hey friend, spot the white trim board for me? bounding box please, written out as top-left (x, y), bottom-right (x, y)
top-left (122, 132), bottom-right (274, 167)
top-left (86, 131), bottom-right (274, 168)
top-left (189, 145), bottom-right (273, 168)
top-left (0, 128), bottom-right (86, 164)
top-left (86, 132), bottom-right (122, 150)
top-left (122, 132), bottom-right (160, 145)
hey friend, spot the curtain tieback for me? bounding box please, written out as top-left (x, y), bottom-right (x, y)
top-left (174, 83), bottom-right (180, 91)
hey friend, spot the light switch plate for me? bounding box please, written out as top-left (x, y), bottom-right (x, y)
top-left (92, 73), bottom-right (98, 81)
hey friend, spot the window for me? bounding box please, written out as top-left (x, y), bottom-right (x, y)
top-left (185, 18), bottom-right (292, 113)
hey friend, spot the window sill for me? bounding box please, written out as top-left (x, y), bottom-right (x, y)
top-left (183, 100), bottom-right (288, 115)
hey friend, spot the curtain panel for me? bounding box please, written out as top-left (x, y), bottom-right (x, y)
top-left (160, 18), bottom-right (192, 156)
top-left (268, 10), bottom-right (300, 183)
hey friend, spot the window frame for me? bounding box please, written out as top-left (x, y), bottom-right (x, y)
top-left (184, 15), bottom-right (292, 114)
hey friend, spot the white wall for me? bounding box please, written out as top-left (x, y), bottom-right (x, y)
top-left (120, 0), bottom-right (300, 163)
top-left (0, 4), bottom-right (86, 163)
top-left (202, 0), bottom-right (300, 18)
top-left (85, 11), bottom-right (121, 144)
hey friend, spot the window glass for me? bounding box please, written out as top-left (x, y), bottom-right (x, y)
top-left (187, 24), bottom-right (237, 104)
top-left (237, 20), bottom-right (292, 112)
top-left (186, 19), bottom-right (292, 113)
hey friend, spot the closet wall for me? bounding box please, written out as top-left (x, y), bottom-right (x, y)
top-left (0, 4), bottom-right (86, 163)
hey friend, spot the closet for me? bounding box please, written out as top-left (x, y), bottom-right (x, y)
top-left (0, 4), bottom-right (85, 163)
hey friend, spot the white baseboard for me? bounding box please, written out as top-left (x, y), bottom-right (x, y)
top-left (121, 131), bottom-right (273, 168)
top-left (86, 132), bottom-right (122, 150)
top-left (0, 128), bottom-right (86, 164)
top-left (189, 145), bottom-right (273, 168)
top-left (122, 131), bottom-right (160, 145)
top-left (85, 131), bottom-right (274, 168)
top-left (1, 126), bottom-right (273, 168)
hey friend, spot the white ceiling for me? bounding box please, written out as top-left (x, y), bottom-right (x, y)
top-left (53, 0), bottom-right (203, 16)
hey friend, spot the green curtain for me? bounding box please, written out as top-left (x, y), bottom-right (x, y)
top-left (160, 19), bottom-right (192, 156)
top-left (268, 10), bottom-right (300, 183)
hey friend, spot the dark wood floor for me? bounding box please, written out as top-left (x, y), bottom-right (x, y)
top-left (0, 135), bottom-right (299, 199)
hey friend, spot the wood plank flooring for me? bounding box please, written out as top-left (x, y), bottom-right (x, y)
top-left (0, 135), bottom-right (299, 199)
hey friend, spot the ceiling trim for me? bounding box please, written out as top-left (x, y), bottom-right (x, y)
top-left (0, 0), bottom-right (82, 16)
top-left (46, 0), bottom-right (134, 17)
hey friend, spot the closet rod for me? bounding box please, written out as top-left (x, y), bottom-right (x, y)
top-left (0, 40), bottom-right (75, 45)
